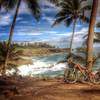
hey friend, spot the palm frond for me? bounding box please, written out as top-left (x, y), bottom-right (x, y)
top-left (79, 0), bottom-right (87, 4)
top-left (94, 39), bottom-right (100, 43)
top-left (81, 5), bottom-right (91, 10)
top-left (79, 15), bottom-right (90, 23)
top-left (60, 0), bottom-right (73, 8)
top-left (95, 32), bottom-right (100, 39)
top-left (73, 0), bottom-right (80, 10)
top-left (0, 0), bottom-right (3, 10)
top-left (26, 0), bottom-right (41, 21)
top-left (53, 0), bottom-right (91, 28)
top-left (52, 16), bottom-right (67, 26)
top-left (55, 10), bottom-right (72, 18)
top-left (60, 1), bottom-right (73, 10)
top-left (82, 32), bottom-right (100, 46)
top-left (47, 0), bottom-right (59, 4)
top-left (65, 17), bottom-right (73, 27)
top-left (96, 22), bottom-right (100, 28)
top-left (2, 0), bottom-right (17, 10)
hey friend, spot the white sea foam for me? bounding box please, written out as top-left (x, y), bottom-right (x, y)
top-left (18, 61), bottom-right (67, 76)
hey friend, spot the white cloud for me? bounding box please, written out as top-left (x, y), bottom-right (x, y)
top-left (55, 33), bottom-right (71, 36)
top-left (42, 16), bottom-right (55, 25)
top-left (16, 17), bottom-right (23, 21)
top-left (75, 27), bottom-right (88, 34)
top-left (46, 27), bottom-right (89, 48)
top-left (39, 30), bottom-right (57, 34)
top-left (0, 14), bottom-right (12, 26)
top-left (15, 32), bottom-right (42, 36)
top-left (18, 1), bottom-right (29, 14)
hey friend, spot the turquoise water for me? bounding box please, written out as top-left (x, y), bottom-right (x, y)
top-left (32, 53), bottom-right (67, 64)
top-left (16, 52), bottom-right (100, 77)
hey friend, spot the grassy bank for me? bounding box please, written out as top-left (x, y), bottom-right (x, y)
top-left (17, 47), bottom-right (69, 57)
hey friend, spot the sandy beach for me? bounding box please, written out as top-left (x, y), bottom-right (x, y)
top-left (0, 77), bottom-right (100, 100)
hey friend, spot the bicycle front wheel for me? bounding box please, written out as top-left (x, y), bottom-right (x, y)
top-left (64, 68), bottom-right (77, 83)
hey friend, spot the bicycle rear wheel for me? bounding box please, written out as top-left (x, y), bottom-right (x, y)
top-left (64, 68), bottom-right (77, 83)
top-left (90, 73), bottom-right (100, 84)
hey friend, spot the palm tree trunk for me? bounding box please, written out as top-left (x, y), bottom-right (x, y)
top-left (86, 0), bottom-right (98, 72)
top-left (69, 19), bottom-right (77, 54)
top-left (3, 0), bottom-right (21, 75)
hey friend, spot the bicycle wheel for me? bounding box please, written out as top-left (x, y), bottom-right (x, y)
top-left (79, 72), bottom-right (88, 83)
top-left (64, 68), bottom-right (77, 83)
top-left (90, 73), bottom-right (100, 84)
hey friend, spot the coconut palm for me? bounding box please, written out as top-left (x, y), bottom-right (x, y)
top-left (0, 42), bottom-right (22, 75)
top-left (52, 0), bottom-right (91, 54)
top-left (86, 0), bottom-right (99, 71)
top-left (0, 0), bottom-right (41, 74)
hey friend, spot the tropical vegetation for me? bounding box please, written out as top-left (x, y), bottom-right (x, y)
top-left (0, 42), bottom-right (22, 75)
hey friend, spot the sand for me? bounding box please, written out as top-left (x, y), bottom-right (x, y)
top-left (0, 77), bottom-right (100, 100)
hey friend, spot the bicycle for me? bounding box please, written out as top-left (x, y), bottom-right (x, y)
top-left (64, 59), bottom-right (100, 84)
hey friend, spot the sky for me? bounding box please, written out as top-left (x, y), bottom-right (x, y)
top-left (0, 0), bottom-right (100, 48)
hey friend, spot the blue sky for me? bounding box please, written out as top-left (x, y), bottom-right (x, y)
top-left (0, 0), bottom-right (100, 48)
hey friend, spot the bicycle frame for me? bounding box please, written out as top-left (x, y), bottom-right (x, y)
top-left (74, 63), bottom-right (96, 78)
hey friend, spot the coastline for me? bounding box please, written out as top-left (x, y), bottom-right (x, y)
top-left (20, 48), bottom-right (69, 57)
top-left (13, 48), bottom-right (69, 67)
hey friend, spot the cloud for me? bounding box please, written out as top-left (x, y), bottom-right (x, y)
top-left (0, 14), bottom-right (12, 26)
top-left (55, 33), bottom-right (71, 36)
top-left (0, 0), bottom-right (99, 48)
top-left (16, 17), bottom-right (23, 21)
top-left (42, 16), bottom-right (55, 25)
top-left (75, 27), bottom-right (88, 34)
top-left (44, 31), bottom-right (57, 34)
top-left (18, 1), bottom-right (30, 14)
top-left (14, 32), bottom-right (42, 36)
top-left (47, 27), bottom-right (89, 48)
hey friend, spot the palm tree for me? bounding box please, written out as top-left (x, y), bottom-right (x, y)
top-left (52, 0), bottom-right (91, 54)
top-left (0, 42), bottom-right (22, 75)
top-left (86, 0), bottom-right (98, 72)
top-left (1, 0), bottom-right (41, 74)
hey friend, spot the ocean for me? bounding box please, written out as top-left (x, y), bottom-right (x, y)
top-left (15, 51), bottom-right (100, 77)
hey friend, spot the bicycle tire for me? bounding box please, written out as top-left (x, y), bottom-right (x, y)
top-left (90, 73), bottom-right (100, 84)
top-left (64, 68), bottom-right (77, 83)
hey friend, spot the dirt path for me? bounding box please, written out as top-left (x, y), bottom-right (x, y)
top-left (0, 78), bottom-right (100, 100)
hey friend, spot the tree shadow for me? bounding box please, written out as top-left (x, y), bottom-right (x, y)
top-left (82, 89), bottom-right (100, 94)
